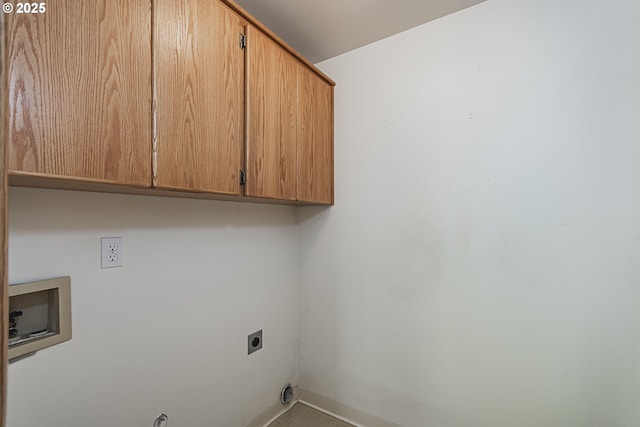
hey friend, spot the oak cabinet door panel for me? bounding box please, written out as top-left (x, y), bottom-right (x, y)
top-left (297, 64), bottom-right (333, 204)
top-left (245, 25), bottom-right (297, 201)
top-left (155, 0), bottom-right (245, 194)
top-left (7, 0), bottom-right (152, 186)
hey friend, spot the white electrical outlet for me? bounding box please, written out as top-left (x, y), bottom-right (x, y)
top-left (101, 237), bottom-right (123, 269)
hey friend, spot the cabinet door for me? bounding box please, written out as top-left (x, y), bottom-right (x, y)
top-left (7, 0), bottom-right (152, 186)
top-left (297, 64), bottom-right (334, 204)
top-left (155, 0), bottom-right (244, 194)
top-left (245, 26), bottom-right (297, 200)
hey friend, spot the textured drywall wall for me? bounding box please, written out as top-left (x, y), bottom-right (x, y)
top-left (8, 188), bottom-right (298, 427)
top-left (298, 0), bottom-right (640, 425)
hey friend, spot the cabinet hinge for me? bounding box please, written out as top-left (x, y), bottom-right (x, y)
top-left (240, 33), bottom-right (246, 49)
top-left (240, 170), bottom-right (246, 186)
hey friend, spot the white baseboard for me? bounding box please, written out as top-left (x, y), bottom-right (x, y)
top-left (245, 397), bottom-right (295, 427)
top-left (298, 388), bottom-right (401, 427)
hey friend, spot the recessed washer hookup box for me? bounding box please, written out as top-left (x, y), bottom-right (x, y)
top-left (8, 276), bottom-right (72, 361)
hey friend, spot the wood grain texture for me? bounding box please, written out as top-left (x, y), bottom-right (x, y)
top-left (220, 0), bottom-right (334, 87)
top-left (297, 64), bottom-right (334, 204)
top-left (245, 25), bottom-right (297, 200)
top-left (6, 0), bottom-right (152, 186)
top-left (10, 174), bottom-right (325, 206)
top-left (154, 0), bottom-right (244, 194)
top-left (0, 11), bottom-right (7, 427)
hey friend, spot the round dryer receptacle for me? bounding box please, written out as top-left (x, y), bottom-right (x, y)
top-left (280, 384), bottom-right (294, 405)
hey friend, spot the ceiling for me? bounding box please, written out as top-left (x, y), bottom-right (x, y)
top-left (234, 0), bottom-right (487, 63)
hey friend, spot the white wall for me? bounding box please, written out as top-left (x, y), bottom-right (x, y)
top-left (299, 0), bottom-right (640, 426)
top-left (8, 188), bottom-right (298, 427)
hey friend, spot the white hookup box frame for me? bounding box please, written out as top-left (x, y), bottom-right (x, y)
top-left (8, 276), bottom-right (72, 361)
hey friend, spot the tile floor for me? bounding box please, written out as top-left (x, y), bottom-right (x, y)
top-left (268, 402), bottom-right (354, 427)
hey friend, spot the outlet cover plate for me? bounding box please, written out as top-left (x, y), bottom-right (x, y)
top-left (248, 330), bottom-right (262, 355)
top-left (101, 237), bottom-right (123, 269)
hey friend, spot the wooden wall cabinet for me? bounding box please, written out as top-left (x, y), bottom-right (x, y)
top-left (6, 0), bottom-right (152, 186)
top-left (5, 0), bottom-right (334, 205)
top-left (245, 26), bottom-right (334, 204)
top-left (245, 26), bottom-right (298, 201)
top-left (297, 64), bottom-right (334, 204)
top-left (154, 0), bottom-right (245, 195)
